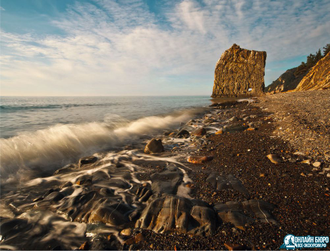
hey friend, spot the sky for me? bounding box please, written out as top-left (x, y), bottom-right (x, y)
top-left (0, 0), bottom-right (329, 96)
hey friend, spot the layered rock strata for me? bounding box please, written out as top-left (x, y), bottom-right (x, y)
top-left (295, 52), bottom-right (330, 91)
top-left (212, 44), bottom-right (266, 97)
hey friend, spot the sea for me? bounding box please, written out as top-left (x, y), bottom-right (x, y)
top-left (0, 96), bottom-right (211, 184)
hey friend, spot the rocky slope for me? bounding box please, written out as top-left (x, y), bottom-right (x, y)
top-left (265, 67), bottom-right (307, 93)
top-left (295, 52), bottom-right (330, 91)
top-left (212, 44), bottom-right (266, 98)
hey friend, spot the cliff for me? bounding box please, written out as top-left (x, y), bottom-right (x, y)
top-left (212, 44), bottom-right (266, 98)
top-left (295, 52), bottom-right (330, 91)
top-left (265, 67), bottom-right (307, 93)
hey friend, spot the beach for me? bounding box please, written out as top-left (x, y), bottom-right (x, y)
top-left (0, 91), bottom-right (329, 250)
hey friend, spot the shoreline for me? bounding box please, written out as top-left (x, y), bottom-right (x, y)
top-left (0, 91), bottom-right (329, 250)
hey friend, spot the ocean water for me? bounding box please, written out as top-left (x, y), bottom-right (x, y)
top-left (0, 96), bottom-right (210, 183)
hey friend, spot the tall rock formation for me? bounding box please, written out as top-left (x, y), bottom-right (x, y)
top-left (212, 44), bottom-right (266, 98)
top-left (295, 52), bottom-right (330, 91)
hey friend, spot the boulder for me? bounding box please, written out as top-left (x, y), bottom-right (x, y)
top-left (135, 195), bottom-right (218, 235)
top-left (144, 138), bottom-right (164, 154)
top-left (295, 52), bottom-right (330, 91)
top-left (212, 44), bottom-right (266, 97)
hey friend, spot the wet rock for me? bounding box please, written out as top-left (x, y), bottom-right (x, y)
top-left (187, 156), bottom-right (213, 164)
top-left (120, 228), bottom-right (132, 236)
top-left (215, 129), bottom-right (223, 135)
top-left (203, 119), bottom-right (215, 124)
top-left (150, 168), bottom-right (183, 195)
top-left (88, 202), bottom-right (132, 226)
top-left (191, 127), bottom-right (206, 137)
top-left (215, 200), bottom-right (276, 228)
top-left (177, 129), bottom-right (190, 138)
top-left (135, 195), bottom-right (218, 235)
top-left (54, 164), bottom-right (77, 175)
top-left (91, 234), bottom-right (121, 250)
top-left (78, 156), bottom-right (98, 168)
top-left (266, 154), bottom-right (283, 164)
top-left (223, 125), bottom-right (248, 133)
top-left (44, 191), bottom-right (64, 202)
top-left (206, 173), bottom-right (249, 197)
top-left (144, 138), bottom-right (164, 154)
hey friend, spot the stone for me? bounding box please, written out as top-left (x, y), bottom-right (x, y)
top-left (295, 52), bottom-right (330, 91)
top-left (78, 156), bottom-right (98, 168)
top-left (135, 195), bottom-right (218, 235)
top-left (206, 173), bottom-right (250, 197)
top-left (267, 154), bottom-right (282, 164)
top-left (212, 44), bottom-right (266, 97)
top-left (313, 161), bottom-right (322, 168)
top-left (215, 128), bottom-right (223, 135)
top-left (150, 168), bottom-right (183, 195)
top-left (120, 228), bottom-right (132, 236)
top-left (215, 200), bottom-right (277, 227)
top-left (301, 159), bottom-right (311, 165)
top-left (187, 156), bottom-right (213, 164)
top-left (228, 116), bottom-right (239, 122)
top-left (144, 138), bottom-right (164, 154)
top-left (176, 129), bottom-right (190, 138)
top-left (191, 127), bottom-right (206, 136)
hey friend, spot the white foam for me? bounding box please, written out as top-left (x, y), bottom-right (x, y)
top-left (0, 111), bottom-right (194, 184)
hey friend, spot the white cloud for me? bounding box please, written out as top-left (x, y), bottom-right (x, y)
top-left (1, 0), bottom-right (330, 95)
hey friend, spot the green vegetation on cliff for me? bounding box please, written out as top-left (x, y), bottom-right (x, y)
top-left (266, 44), bottom-right (329, 93)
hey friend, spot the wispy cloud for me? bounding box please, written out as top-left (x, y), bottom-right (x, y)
top-left (1, 0), bottom-right (329, 95)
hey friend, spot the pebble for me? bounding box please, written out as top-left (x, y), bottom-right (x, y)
top-left (267, 154), bottom-right (282, 164)
top-left (301, 159), bottom-right (311, 164)
top-left (313, 161), bottom-right (322, 168)
top-left (120, 228), bottom-right (132, 236)
top-left (215, 129), bottom-right (223, 134)
top-left (187, 156), bottom-right (213, 164)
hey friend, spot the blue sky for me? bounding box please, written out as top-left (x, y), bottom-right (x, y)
top-left (1, 0), bottom-right (329, 96)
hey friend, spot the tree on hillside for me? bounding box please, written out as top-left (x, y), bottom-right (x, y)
top-left (315, 49), bottom-right (322, 61)
top-left (323, 44), bottom-right (330, 56)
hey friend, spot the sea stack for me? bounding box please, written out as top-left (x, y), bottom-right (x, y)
top-left (211, 44), bottom-right (267, 97)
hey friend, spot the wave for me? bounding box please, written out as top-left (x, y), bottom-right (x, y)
top-left (0, 109), bottom-right (200, 184)
top-left (0, 103), bottom-right (118, 112)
